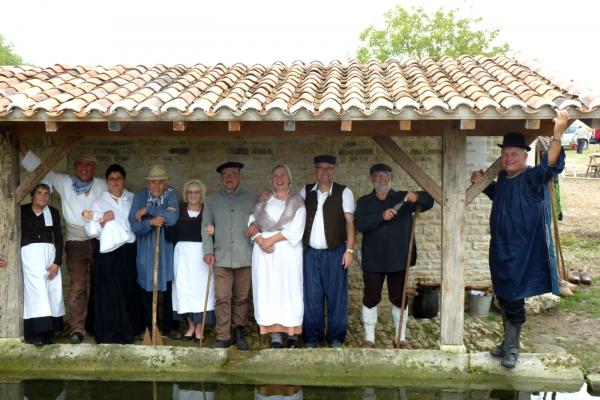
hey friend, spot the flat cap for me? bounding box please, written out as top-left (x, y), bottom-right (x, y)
top-left (216, 161), bottom-right (244, 173)
top-left (369, 163), bottom-right (392, 175)
top-left (313, 155), bottom-right (336, 165)
top-left (74, 154), bottom-right (98, 163)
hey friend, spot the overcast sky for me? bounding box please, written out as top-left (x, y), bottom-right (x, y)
top-left (3, 0), bottom-right (599, 91)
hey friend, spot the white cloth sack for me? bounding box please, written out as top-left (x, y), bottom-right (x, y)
top-left (98, 220), bottom-right (131, 253)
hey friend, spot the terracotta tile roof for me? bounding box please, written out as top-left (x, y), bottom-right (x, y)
top-left (1, 56), bottom-right (599, 120)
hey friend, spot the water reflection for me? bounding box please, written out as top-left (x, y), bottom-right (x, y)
top-left (1, 381), bottom-right (594, 399)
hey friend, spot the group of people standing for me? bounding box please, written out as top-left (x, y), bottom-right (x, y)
top-left (15, 110), bottom-right (568, 369)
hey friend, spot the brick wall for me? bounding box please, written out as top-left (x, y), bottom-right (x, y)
top-left (23, 134), bottom-right (499, 312)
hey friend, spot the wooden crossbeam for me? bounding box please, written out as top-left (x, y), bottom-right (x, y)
top-left (172, 121), bottom-right (186, 132)
top-left (465, 158), bottom-right (503, 205)
top-left (108, 121), bottom-right (122, 132)
top-left (372, 136), bottom-right (443, 205)
top-left (399, 120), bottom-right (411, 131)
top-left (44, 121), bottom-right (59, 132)
top-left (341, 120), bottom-right (352, 132)
top-left (284, 120), bottom-right (295, 132)
top-left (460, 120), bottom-right (476, 130)
top-left (16, 137), bottom-right (83, 202)
top-left (525, 119), bottom-right (541, 130)
top-left (228, 121), bottom-right (241, 132)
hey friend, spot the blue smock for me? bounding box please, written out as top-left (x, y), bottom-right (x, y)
top-left (483, 150), bottom-right (565, 301)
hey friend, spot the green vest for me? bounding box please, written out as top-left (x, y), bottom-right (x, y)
top-left (303, 182), bottom-right (347, 249)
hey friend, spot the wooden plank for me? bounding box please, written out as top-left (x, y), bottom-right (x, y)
top-left (108, 121), bottom-right (122, 132)
top-left (0, 125), bottom-right (23, 338)
top-left (440, 121), bottom-right (466, 348)
top-left (459, 120), bottom-right (476, 130)
top-left (44, 121), bottom-right (59, 132)
top-left (372, 136), bottom-right (443, 205)
top-left (15, 137), bottom-right (83, 203)
top-left (465, 136), bottom-right (538, 205)
top-left (525, 119), bottom-right (541, 130)
top-left (172, 121), bottom-right (186, 132)
top-left (284, 120), bottom-right (295, 132)
top-left (228, 121), bottom-right (241, 132)
top-left (16, 119), bottom-right (556, 138)
top-left (340, 120), bottom-right (352, 132)
top-left (399, 120), bottom-right (411, 131)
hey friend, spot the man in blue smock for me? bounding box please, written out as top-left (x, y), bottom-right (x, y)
top-left (129, 165), bottom-right (180, 339)
top-left (470, 110), bottom-right (568, 368)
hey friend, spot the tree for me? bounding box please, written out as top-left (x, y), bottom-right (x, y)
top-left (357, 6), bottom-right (509, 62)
top-left (0, 35), bottom-right (23, 65)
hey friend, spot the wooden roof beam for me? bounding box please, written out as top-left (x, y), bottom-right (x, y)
top-left (284, 120), bottom-right (295, 132)
top-left (172, 121), bottom-right (186, 132)
top-left (228, 121), bottom-right (241, 132)
top-left (341, 120), bottom-right (352, 132)
top-left (460, 120), bottom-right (476, 130)
top-left (108, 121), bottom-right (124, 132)
top-left (525, 119), bottom-right (541, 130)
top-left (44, 121), bottom-right (59, 132)
top-left (399, 120), bottom-right (411, 131)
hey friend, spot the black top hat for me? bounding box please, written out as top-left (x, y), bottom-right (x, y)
top-left (313, 155), bottom-right (337, 165)
top-left (216, 161), bottom-right (244, 173)
top-left (498, 132), bottom-right (531, 151)
top-left (369, 163), bottom-right (392, 175)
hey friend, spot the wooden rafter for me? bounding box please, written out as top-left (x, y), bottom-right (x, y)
top-left (16, 137), bottom-right (83, 202)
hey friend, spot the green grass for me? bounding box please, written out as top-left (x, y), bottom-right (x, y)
top-left (557, 286), bottom-right (600, 318)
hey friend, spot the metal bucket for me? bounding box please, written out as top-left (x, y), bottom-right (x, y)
top-left (467, 293), bottom-right (492, 317)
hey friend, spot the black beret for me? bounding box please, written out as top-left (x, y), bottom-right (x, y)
top-left (498, 132), bottom-right (531, 151)
top-left (369, 163), bottom-right (392, 175)
top-left (216, 161), bottom-right (244, 173)
top-left (313, 155), bottom-right (337, 165)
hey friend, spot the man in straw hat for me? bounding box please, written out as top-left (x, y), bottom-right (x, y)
top-left (128, 164), bottom-right (180, 339)
top-left (202, 161), bottom-right (258, 350)
top-left (354, 163), bottom-right (434, 349)
top-left (20, 142), bottom-right (107, 344)
top-left (470, 110), bottom-right (568, 368)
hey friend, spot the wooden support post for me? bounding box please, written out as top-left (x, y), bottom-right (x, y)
top-left (0, 125), bottom-right (23, 338)
top-left (399, 120), bottom-right (411, 131)
top-left (44, 121), bottom-right (59, 132)
top-left (440, 121), bottom-right (466, 352)
top-left (372, 136), bottom-right (443, 205)
top-left (228, 121), bottom-right (241, 132)
top-left (172, 121), bottom-right (186, 132)
top-left (284, 120), bottom-right (295, 132)
top-left (341, 120), bottom-right (352, 132)
top-left (525, 119), bottom-right (541, 130)
top-left (16, 137), bottom-right (83, 203)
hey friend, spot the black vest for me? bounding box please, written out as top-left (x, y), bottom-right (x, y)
top-left (303, 182), bottom-right (347, 249)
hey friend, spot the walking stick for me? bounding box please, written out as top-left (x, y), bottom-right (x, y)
top-left (198, 260), bottom-right (213, 348)
top-left (548, 180), bottom-right (568, 280)
top-left (394, 205), bottom-right (421, 349)
top-left (143, 225), bottom-right (163, 346)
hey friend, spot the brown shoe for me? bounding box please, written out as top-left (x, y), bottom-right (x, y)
top-left (362, 340), bottom-right (375, 348)
top-left (568, 269), bottom-right (580, 285)
top-left (559, 281), bottom-right (574, 297)
top-left (394, 340), bottom-right (412, 349)
top-left (579, 270), bottom-right (592, 286)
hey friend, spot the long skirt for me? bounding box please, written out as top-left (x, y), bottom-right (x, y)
top-left (172, 241), bottom-right (215, 324)
top-left (252, 240), bottom-right (303, 335)
top-left (21, 243), bottom-right (65, 339)
top-left (94, 242), bottom-right (143, 344)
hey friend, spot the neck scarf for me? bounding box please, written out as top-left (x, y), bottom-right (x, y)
top-left (72, 176), bottom-right (93, 194)
top-left (42, 205), bottom-right (53, 226)
top-left (146, 187), bottom-right (173, 208)
top-left (252, 192), bottom-right (304, 232)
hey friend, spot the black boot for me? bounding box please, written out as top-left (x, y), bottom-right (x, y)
top-left (501, 321), bottom-right (522, 369)
top-left (490, 309), bottom-right (507, 358)
top-left (233, 326), bottom-right (249, 351)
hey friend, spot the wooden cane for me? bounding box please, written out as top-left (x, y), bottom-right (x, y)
top-left (394, 205), bottom-right (421, 349)
top-left (548, 180), bottom-right (568, 280)
top-left (198, 261), bottom-right (213, 348)
top-left (143, 225), bottom-right (163, 346)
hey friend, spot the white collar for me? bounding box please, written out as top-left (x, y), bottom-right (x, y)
top-left (310, 182), bottom-right (334, 194)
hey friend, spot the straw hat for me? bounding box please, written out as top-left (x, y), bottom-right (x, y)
top-left (145, 164), bottom-right (170, 181)
top-left (74, 154), bottom-right (98, 163)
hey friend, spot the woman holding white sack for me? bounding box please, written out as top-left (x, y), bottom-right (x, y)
top-left (84, 164), bottom-right (142, 344)
top-left (21, 183), bottom-right (65, 347)
top-left (250, 165), bottom-right (306, 349)
top-left (166, 179), bottom-right (215, 341)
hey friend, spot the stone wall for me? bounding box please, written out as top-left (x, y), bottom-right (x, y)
top-left (22, 134), bottom-right (499, 315)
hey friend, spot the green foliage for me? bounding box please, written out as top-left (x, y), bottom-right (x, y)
top-left (357, 5), bottom-right (510, 62)
top-left (557, 285), bottom-right (600, 318)
top-left (0, 34), bottom-right (23, 65)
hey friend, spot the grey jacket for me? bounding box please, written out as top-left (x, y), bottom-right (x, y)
top-left (202, 187), bottom-right (257, 268)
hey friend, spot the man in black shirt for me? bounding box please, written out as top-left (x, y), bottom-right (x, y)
top-left (354, 163), bottom-right (434, 349)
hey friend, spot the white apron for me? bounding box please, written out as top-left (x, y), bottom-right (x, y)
top-left (172, 241), bottom-right (215, 314)
top-left (21, 243), bottom-right (65, 319)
